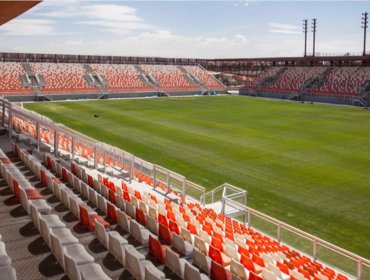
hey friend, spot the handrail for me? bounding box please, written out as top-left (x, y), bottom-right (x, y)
top-left (226, 199), bottom-right (370, 267)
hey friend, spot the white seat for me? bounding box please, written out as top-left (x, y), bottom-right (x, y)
top-left (125, 245), bottom-right (148, 280)
top-left (172, 233), bottom-right (192, 257)
top-left (262, 268), bottom-right (279, 280)
top-left (231, 259), bottom-right (249, 280)
top-left (80, 263), bottom-right (111, 280)
top-left (28, 197), bottom-right (52, 216)
top-left (117, 209), bottom-right (131, 233)
top-left (165, 247), bottom-right (186, 278)
top-left (125, 201), bottom-right (136, 219)
top-left (100, 184), bottom-right (109, 199)
top-left (73, 177), bottom-right (81, 193)
top-left (146, 215), bottom-right (158, 235)
top-left (39, 214), bottom-right (66, 247)
top-left (95, 220), bottom-right (109, 249)
top-left (145, 261), bottom-right (166, 280)
top-left (108, 231), bottom-right (128, 265)
top-left (267, 263), bottom-right (290, 280)
top-left (130, 219), bottom-right (150, 245)
top-left (291, 270), bottom-right (305, 280)
top-left (181, 227), bottom-right (193, 245)
top-left (69, 196), bottom-right (83, 218)
top-left (97, 194), bottom-right (107, 214)
top-left (117, 195), bottom-right (125, 210)
top-left (192, 247), bottom-right (211, 275)
top-left (184, 262), bottom-right (210, 280)
top-left (61, 187), bottom-right (78, 209)
top-left (80, 182), bottom-right (90, 200)
top-left (50, 228), bottom-right (80, 269)
top-left (89, 187), bottom-right (98, 206)
top-left (64, 251), bottom-right (102, 280)
top-left (194, 235), bottom-right (208, 255)
top-left (225, 244), bottom-right (239, 260)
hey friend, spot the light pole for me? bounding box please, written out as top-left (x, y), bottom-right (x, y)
top-left (362, 12), bottom-right (368, 56)
top-left (303, 19), bottom-right (308, 57)
top-left (312, 18), bottom-right (317, 57)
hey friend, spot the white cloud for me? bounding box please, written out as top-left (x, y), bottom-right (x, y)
top-left (0, 19), bottom-right (55, 36)
top-left (36, 3), bottom-right (154, 35)
top-left (268, 22), bottom-right (301, 35)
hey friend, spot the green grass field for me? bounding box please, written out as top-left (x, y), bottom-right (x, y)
top-left (25, 96), bottom-right (370, 260)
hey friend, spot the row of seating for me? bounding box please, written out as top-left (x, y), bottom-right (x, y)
top-left (0, 62), bottom-right (224, 95)
top-left (9, 143), bottom-right (111, 280)
top-left (243, 66), bottom-right (370, 97)
top-left (131, 166), bottom-right (349, 280)
top-left (29, 63), bottom-right (96, 93)
top-left (90, 64), bottom-right (152, 91)
top-left (0, 148), bottom-right (17, 280)
top-left (140, 65), bottom-right (199, 90)
top-left (183, 66), bottom-right (225, 90)
top-left (311, 67), bottom-right (370, 96)
top-left (0, 62), bottom-right (33, 95)
top-left (40, 149), bottom-right (178, 280)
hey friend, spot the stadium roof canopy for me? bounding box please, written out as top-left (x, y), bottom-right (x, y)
top-left (0, 0), bottom-right (41, 26)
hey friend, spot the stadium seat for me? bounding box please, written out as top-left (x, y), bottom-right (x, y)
top-left (210, 260), bottom-right (232, 280)
top-left (130, 219), bottom-right (150, 245)
top-left (108, 231), bottom-right (128, 265)
top-left (149, 235), bottom-right (167, 264)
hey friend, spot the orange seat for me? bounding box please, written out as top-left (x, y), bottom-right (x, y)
top-left (240, 254), bottom-right (261, 274)
top-left (238, 246), bottom-right (250, 257)
top-left (211, 237), bottom-right (224, 253)
top-left (46, 156), bottom-right (52, 169)
top-left (13, 179), bottom-right (20, 200)
top-left (108, 189), bottom-right (117, 204)
top-left (121, 182), bottom-right (128, 192)
top-left (62, 167), bottom-right (68, 182)
top-left (123, 191), bottom-right (131, 202)
top-left (252, 254), bottom-right (265, 268)
top-left (167, 211), bottom-right (176, 221)
top-left (136, 208), bottom-right (146, 226)
top-left (210, 260), bottom-right (232, 280)
top-left (149, 235), bottom-right (167, 264)
top-left (107, 202), bottom-right (118, 223)
top-left (79, 205), bottom-right (109, 231)
top-left (276, 261), bottom-right (290, 275)
top-left (169, 219), bottom-right (180, 235)
top-left (209, 245), bottom-right (231, 267)
top-left (158, 213), bottom-right (169, 227)
top-left (159, 223), bottom-right (173, 245)
top-left (135, 190), bottom-right (141, 200)
top-left (187, 223), bottom-right (197, 235)
top-left (40, 169), bottom-right (47, 187)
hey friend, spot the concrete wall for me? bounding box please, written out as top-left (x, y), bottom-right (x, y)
top-left (239, 90), bottom-right (356, 106)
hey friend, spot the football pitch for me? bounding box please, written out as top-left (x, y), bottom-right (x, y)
top-left (25, 96), bottom-right (370, 259)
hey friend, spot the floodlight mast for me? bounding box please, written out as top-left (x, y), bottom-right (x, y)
top-left (303, 19), bottom-right (308, 57)
top-left (362, 12), bottom-right (368, 56)
top-left (312, 18), bottom-right (317, 57)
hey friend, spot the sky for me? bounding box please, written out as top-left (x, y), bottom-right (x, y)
top-left (0, 0), bottom-right (368, 59)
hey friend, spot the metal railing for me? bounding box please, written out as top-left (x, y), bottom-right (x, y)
top-left (1, 97), bottom-right (369, 279)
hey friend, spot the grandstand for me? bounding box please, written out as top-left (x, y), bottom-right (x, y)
top-left (0, 1), bottom-right (370, 280)
top-left (1, 98), bottom-right (369, 280)
top-left (0, 59), bottom-right (226, 101)
top-left (240, 65), bottom-right (370, 105)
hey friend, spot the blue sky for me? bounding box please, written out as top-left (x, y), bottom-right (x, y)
top-left (0, 1), bottom-right (368, 58)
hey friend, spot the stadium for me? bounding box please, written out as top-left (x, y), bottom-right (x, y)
top-left (0, 1), bottom-right (369, 280)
